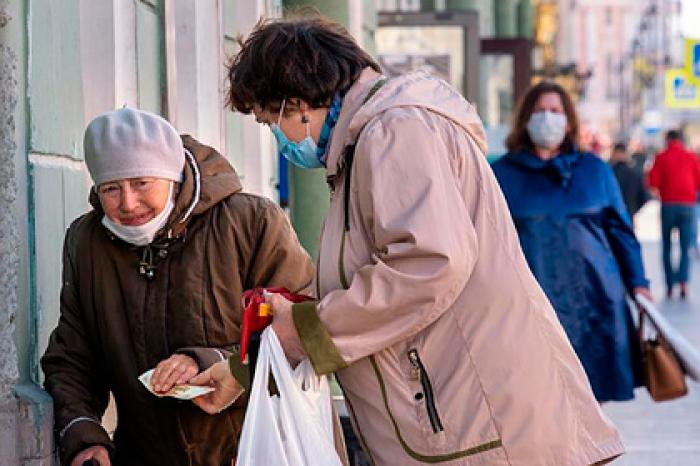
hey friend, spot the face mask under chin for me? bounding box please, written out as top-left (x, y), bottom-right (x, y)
top-left (101, 182), bottom-right (175, 246)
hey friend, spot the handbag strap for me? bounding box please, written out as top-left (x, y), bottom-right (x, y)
top-left (638, 304), bottom-right (646, 343)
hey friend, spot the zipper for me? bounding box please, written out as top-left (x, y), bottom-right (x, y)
top-left (407, 349), bottom-right (444, 434)
top-left (370, 355), bottom-right (502, 462)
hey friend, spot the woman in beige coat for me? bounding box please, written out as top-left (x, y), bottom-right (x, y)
top-left (193, 15), bottom-right (624, 466)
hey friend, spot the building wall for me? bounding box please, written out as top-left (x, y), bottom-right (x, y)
top-left (1, 0), bottom-right (285, 463)
top-left (1, 1), bottom-right (377, 463)
top-left (557, 0), bottom-right (642, 144)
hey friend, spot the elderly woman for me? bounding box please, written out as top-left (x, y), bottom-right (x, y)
top-left (193, 16), bottom-right (624, 465)
top-left (491, 82), bottom-right (651, 402)
top-left (41, 107), bottom-right (313, 466)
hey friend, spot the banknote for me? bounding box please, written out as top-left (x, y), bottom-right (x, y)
top-left (139, 369), bottom-right (215, 400)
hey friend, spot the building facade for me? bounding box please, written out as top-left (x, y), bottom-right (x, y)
top-left (0, 0), bottom-right (373, 464)
top-left (554, 0), bottom-right (643, 148)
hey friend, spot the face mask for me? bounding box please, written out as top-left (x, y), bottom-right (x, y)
top-left (102, 182), bottom-right (175, 246)
top-left (271, 98), bottom-right (323, 169)
top-left (526, 111), bottom-right (567, 150)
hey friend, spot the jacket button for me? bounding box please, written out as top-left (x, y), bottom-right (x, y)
top-left (414, 393), bottom-right (424, 401)
top-left (158, 249), bottom-right (168, 258)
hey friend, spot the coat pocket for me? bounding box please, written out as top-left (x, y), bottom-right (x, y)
top-left (407, 348), bottom-right (444, 434)
top-left (369, 354), bottom-right (503, 463)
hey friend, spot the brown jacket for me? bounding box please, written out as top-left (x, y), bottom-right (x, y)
top-left (41, 136), bottom-right (313, 465)
top-left (291, 69), bottom-right (624, 465)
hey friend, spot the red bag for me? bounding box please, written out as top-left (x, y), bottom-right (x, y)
top-left (240, 287), bottom-right (313, 363)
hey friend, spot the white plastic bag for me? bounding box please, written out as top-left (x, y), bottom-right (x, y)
top-left (236, 327), bottom-right (342, 466)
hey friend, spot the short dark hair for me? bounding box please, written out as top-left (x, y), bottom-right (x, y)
top-left (226, 12), bottom-right (381, 114)
top-left (505, 81), bottom-right (579, 154)
top-left (613, 142), bottom-right (626, 153)
top-left (666, 129), bottom-right (682, 142)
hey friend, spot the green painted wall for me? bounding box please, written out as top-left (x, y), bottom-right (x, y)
top-left (28, 0), bottom-right (85, 159)
top-left (517, 0), bottom-right (533, 39)
top-left (285, 0), bottom-right (349, 28)
top-left (136, 0), bottom-right (165, 115)
top-left (25, 0), bottom-right (166, 383)
top-left (222, 0), bottom-right (247, 175)
top-left (446, 0), bottom-right (479, 10)
top-left (495, 0), bottom-right (518, 37)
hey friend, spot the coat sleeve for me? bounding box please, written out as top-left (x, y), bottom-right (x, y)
top-left (292, 113), bottom-right (479, 375)
top-left (601, 164), bottom-right (650, 292)
top-left (246, 199), bottom-right (314, 293)
top-left (41, 224), bottom-right (114, 465)
top-left (175, 346), bottom-right (231, 371)
top-left (221, 199), bottom-right (314, 390)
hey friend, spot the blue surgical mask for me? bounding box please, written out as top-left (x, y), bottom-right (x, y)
top-left (271, 98), bottom-right (323, 169)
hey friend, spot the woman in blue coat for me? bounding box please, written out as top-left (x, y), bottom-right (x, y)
top-left (491, 82), bottom-right (652, 402)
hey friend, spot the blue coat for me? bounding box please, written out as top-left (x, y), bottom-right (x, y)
top-left (491, 150), bottom-right (649, 401)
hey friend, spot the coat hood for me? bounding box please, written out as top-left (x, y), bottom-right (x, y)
top-left (89, 135), bottom-right (242, 238)
top-left (325, 68), bottom-right (487, 179)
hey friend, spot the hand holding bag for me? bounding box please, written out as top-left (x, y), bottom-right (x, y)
top-left (240, 287), bottom-right (313, 363)
top-left (637, 303), bottom-right (688, 402)
top-left (636, 293), bottom-right (700, 382)
top-left (236, 327), bottom-right (343, 466)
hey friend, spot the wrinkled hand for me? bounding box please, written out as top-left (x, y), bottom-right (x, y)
top-left (71, 445), bottom-right (111, 466)
top-left (189, 360), bottom-right (245, 414)
top-left (634, 287), bottom-right (654, 303)
top-left (151, 354), bottom-right (198, 393)
top-left (269, 293), bottom-right (307, 367)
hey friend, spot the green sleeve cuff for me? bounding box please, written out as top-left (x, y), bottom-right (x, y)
top-left (228, 349), bottom-right (251, 392)
top-left (292, 301), bottom-right (348, 375)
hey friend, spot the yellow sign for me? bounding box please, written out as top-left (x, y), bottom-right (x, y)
top-left (686, 38), bottom-right (700, 86)
top-left (665, 68), bottom-right (700, 109)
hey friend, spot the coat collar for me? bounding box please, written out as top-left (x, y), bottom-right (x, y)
top-left (324, 68), bottom-right (386, 180)
top-left (505, 150), bottom-right (582, 188)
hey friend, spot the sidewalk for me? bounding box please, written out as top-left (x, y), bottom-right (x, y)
top-left (604, 201), bottom-right (700, 465)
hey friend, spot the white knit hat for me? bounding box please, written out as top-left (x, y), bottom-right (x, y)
top-left (84, 107), bottom-right (185, 186)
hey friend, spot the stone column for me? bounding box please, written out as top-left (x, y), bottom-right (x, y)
top-left (494, 0), bottom-right (518, 37)
top-left (446, 0), bottom-right (479, 10)
top-left (1, 0), bottom-right (57, 463)
top-left (517, 0), bottom-right (533, 39)
top-left (0, 0), bottom-right (20, 462)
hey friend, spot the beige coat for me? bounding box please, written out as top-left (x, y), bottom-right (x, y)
top-left (291, 69), bottom-right (624, 465)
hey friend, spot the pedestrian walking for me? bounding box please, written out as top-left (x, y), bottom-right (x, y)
top-left (647, 130), bottom-right (700, 299)
top-left (41, 108), bottom-right (313, 466)
top-left (491, 81), bottom-right (652, 403)
top-left (192, 15), bottom-right (624, 466)
top-left (610, 142), bottom-right (650, 224)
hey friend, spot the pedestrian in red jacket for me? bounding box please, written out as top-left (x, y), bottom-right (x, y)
top-left (647, 130), bottom-right (700, 299)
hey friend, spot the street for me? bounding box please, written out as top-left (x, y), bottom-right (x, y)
top-left (605, 201), bottom-right (700, 465)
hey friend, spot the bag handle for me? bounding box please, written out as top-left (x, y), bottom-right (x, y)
top-left (636, 295), bottom-right (660, 343)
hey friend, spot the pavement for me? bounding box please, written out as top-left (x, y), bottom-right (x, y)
top-left (604, 201), bottom-right (700, 466)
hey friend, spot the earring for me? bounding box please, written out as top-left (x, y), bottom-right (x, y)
top-left (301, 115), bottom-right (309, 124)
